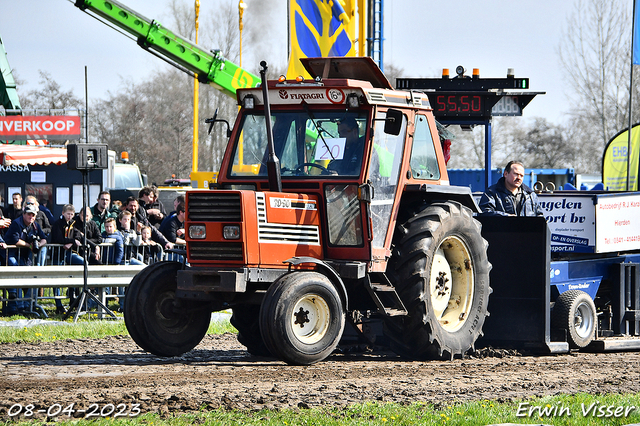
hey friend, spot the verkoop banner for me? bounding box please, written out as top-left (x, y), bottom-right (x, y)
top-left (0, 116), bottom-right (81, 140)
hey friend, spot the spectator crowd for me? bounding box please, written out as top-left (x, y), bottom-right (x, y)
top-left (0, 186), bottom-right (186, 316)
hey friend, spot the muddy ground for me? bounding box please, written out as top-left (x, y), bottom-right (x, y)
top-left (1, 333), bottom-right (639, 420)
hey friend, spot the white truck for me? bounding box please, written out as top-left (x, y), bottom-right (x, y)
top-left (102, 150), bottom-right (146, 203)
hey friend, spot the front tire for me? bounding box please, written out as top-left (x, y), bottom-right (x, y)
top-left (124, 261), bottom-right (211, 357)
top-left (552, 290), bottom-right (596, 349)
top-left (385, 201), bottom-right (491, 360)
top-left (259, 272), bottom-right (345, 365)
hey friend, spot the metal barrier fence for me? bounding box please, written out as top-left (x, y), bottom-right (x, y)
top-left (0, 243), bottom-right (185, 318)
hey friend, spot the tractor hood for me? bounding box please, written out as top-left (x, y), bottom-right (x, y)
top-left (301, 57), bottom-right (393, 90)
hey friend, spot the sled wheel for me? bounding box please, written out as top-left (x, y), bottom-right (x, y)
top-left (230, 304), bottom-right (272, 357)
top-left (384, 201), bottom-right (491, 360)
top-left (259, 271), bottom-right (345, 365)
top-left (552, 290), bottom-right (597, 349)
top-left (124, 261), bottom-right (211, 357)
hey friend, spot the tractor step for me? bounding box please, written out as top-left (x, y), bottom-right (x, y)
top-left (370, 283), bottom-right (395, 292)
top-left (365, 274), bottom-right (407, 316)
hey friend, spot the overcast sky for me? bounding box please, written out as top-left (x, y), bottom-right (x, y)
top-left (1, 1), bottom-right (591, 124)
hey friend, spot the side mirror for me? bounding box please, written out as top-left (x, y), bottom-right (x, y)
top-left (384, 109), bottom-right (403, 136)
top-left (205, 108), bottom-right (232, 137)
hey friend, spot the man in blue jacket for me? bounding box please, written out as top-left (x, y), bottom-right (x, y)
top-left (479, 160), bottom-right (544, 217)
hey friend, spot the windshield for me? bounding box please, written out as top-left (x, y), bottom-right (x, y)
top-left (229, 110), bottom-right (368, 178)
top-left (114, 164), bottom-right (142, 188)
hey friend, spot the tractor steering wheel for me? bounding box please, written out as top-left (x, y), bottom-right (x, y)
top-left (295, 162), bottom-right (334, 175)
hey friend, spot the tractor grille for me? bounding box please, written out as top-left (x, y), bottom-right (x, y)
top-left (187, 192), bottom-right (242, 222)
top-left (188, 241), bottom-right (243, 261)
top-left (255, 193), bottom-right (320, 245)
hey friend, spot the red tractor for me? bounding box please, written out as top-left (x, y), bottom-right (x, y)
top-left (124, 57), bottom-right (491, 365)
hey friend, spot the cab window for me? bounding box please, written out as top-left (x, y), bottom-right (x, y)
top-left (410, 114), bottom-right (440, 180)
top-left (229, 111), bottom-right (368, 178)
top-left (368, 111), bottom-right (407, 248)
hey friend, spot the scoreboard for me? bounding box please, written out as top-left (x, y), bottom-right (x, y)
top-left (396, 71), bottom-right (543, 122)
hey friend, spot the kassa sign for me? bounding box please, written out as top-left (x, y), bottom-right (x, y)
top-left (0, 116), bottom-right (81, 140)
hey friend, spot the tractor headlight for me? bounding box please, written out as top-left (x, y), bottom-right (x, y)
top-left (223, 225), bottom-right (240, 240)
top-left (189, 225), bottom-right (206, 239)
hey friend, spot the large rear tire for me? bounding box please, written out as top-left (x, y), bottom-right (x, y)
top-left (384, 201), bottom-right (491, 360)
top-left (230, 304), bottom-right (272, 357)
top-left (259, 272), bottom-right (345, 365)
top-left (552, 290), bottom-right (596, 349)
top-left (124, 261), bottom-right (211, 357)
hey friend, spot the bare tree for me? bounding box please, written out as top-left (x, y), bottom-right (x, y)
top-left (445, 117), bottom-right (573, 171)
top-left (90, 69), bottom-right (194, 184)
top-left (89, 0), bottom-right (247, 184)
top-left (383, 63), bottom-right (404, 88)
top-left (19, 71), bottom-right (83, 111)
top-left (558, 0), bottom-right (634, 172)
top-left (521, 118), bottom-right (575, 168)
top-left (197, 0), bottom-right (243, 172)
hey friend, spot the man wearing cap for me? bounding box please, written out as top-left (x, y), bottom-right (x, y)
top-left (3, 204), bottom-right (48, 315)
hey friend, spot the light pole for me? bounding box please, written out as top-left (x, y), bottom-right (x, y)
top-left (239, 1), bottom-right (247, 68)
top-left (192, 0), bottom-right (200, 174)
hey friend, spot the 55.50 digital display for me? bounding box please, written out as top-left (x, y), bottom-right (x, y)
top-left (427, 94), bottom-right (487, 117)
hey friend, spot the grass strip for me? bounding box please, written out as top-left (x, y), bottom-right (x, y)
top-left (4, 393), bottom-right (640, 425)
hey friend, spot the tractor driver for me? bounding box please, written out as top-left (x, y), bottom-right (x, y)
top-left (328, 118), bottom-right (365, 175)
top-left (479, 160), bottom-right (544, 217)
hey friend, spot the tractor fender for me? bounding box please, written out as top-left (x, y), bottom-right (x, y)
top-left (404, 183), bottom-right (480, 213)
top-left (284, 256), bottom-right (349, 311)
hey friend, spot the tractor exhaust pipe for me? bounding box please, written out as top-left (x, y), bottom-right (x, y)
top-left (259, 61), bottom-right (282, 193)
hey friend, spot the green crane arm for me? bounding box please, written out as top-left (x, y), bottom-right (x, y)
top-left (74, 0), bottom-right (259, 99)
top-left (0, 33), bottom-right (22, 112)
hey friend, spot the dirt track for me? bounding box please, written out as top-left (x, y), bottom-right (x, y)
top-left (1, 333), bottom-right (640, 420)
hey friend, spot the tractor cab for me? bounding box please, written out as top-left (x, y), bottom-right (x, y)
top-left (212, 57), bottom-right (445, 269)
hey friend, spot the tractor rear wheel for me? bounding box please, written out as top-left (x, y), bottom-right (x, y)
top-left (231, 304), bottom-right (272, 357)
top-left (384, 201), bottom-right (491, 360)
top-left (259, 272), bottom-right (345, 365)
top-left (124, 261), bottom-right (211, 357)
top-left (552, 290), bottom-right (596, 349)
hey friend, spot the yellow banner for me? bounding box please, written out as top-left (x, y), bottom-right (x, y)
top-left (602, 124), bottom-right (640, 191)
top-left (287, 0), bottom-right (356, 79)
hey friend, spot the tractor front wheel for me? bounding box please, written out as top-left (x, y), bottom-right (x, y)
top-left (259, 272), bottom-right (345, 365)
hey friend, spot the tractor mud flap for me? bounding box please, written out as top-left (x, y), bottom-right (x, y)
top-left (476, 216), bottom-right (568, 353)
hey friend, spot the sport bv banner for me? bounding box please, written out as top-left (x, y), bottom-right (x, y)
top-left (0, 116), bottom-right (81, 140)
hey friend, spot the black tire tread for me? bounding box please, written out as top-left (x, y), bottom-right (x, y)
top-left (384, 201), bottom-right (491, 360)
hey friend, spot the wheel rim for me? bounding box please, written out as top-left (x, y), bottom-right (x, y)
top-left (574, 301), bottom-right (594, 338)
top-left (154, 290), bottom-right (189, 332)
top-left (429, 235), bottom-right (474, 332)
top-left (290, 293), bottom-right (331, 345)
